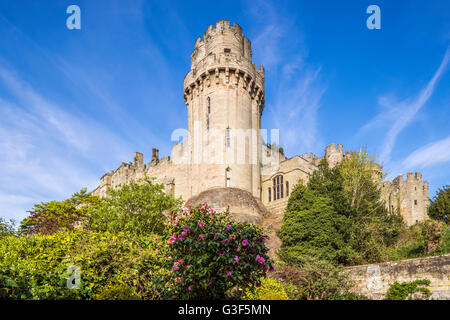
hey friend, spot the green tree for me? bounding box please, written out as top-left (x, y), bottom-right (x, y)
top-left (20, 189), bottom-right (99, 235)
top-left (428, 185), bottom-right (450, 224)
top-left (0, 218), bottom-right (16, 239)
top-left (85, 178), bottom-right (182, 236)
top-left (279, 152), bottom-right (404, 266)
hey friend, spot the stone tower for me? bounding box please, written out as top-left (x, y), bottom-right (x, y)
top-left (325, 143), bottom-right (344, 168)
top-left (183, 20), bottom-right (265, 200)
top-left (386, 172), bottom-right (430, 226)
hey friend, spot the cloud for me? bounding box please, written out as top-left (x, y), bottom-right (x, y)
top-left (402, 135), bottom-right (450, 169)
top-left (0, 66), bottom-right (130, 221)
top-left (246, 0), bottom-right (326, 155)
top-left (360, 47), bottom-right (450, 164)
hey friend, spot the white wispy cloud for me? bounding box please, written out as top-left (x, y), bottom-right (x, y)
top-left (360, 47), bottom-right (450, 164)
top-left (246, 0), bottom-right (326, 155)
top-left (0, 66), bottom-right (130, 221)
top-left (402, 135), bottom-right (450, 169)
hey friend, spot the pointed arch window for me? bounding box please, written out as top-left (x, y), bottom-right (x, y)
top-left (226, 128), bottom-right (231, 147)
top-left (206, 97), bottom-right (211, 131)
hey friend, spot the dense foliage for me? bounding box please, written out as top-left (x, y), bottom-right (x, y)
top-left (269, 257), bottom-right (353, 300)
top-left (428, 185), bottom-right (450, 224)
top-left (85, 178), bottom-right (182, 237)
top-left (279, 152), bottom-right (404, 266)
top-left (20, 189), bottom-right (99, 235)
top-left (0, 229), bottom-right (168, 299)
top-left (385, 279), bottom-right (431, 300)
top-left (165, 204), bottom-right (273, 299)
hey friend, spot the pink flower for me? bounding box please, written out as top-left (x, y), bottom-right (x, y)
top-left (226, 271), bottom-right (231, 276)
top-left (155, 249), bottom-right (159, 254)
top-left (202, 201), bottom-right (207, 205)
top-left (201, 205), bottom-right (206, 210)
top-left (225, 224), bottom-right (231, 229)
top-left (172, 220), bottom-right (178, 226)
top-left (209, 208), bottom-right (214, 214)
top-left (255, 255), bottom-right (265, 264)
top-left (199, 234), bottom-right (205, 240)
top-left (172, 265), bottom-right (179, 271)
top-left (188, 286), bottom-right (191, 291)
top-left (229, 234), bottom-right (236, 239)
top-left (242, 240), bottom-right (248, 246)
top-left (221, 239), bottom-right (229, 245)
top-left (181, 231), bottom-right (186, 237)
top-left (182, 225), bottom-right (189, 232)
top-left (218, 250), bottom-right (225, 256)
top-left (177, 259), bottom-right (184, 265)
top-left (199, 222), bottom-right (205, 228)
top-left (169, 236), bottom-right (177, 244)
top-left (234, 256), bottom-right (239, 263)
top-left (177, 234), bottom-right (183, 240)
top-left (183, 208), bottom-right (190, 213)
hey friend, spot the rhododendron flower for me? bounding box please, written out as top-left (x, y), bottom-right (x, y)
top-left (177, 259), bottom-right (184, 265)
top-left (221, 239), bottom-right (229, 245)
top-left (182, 225), bottom-right (189, 232)
top-left (177, 234), bottom-right (183, 240)
top-left (199, 234), bottom-right (205, 240)
top-left (172, 220), bottom-right (178, 226)
top-left (169, 236), bottom-right (177, 244)
top-left (226, 271), bottom-right (231, 276)
top-left (225, 224), bottom-right (231, 229)
top-left (155, 249), bottom-right (158, 254)
top-left (209, 208), bottom-right (214, 214)
top-left (181, 231), bottom-right (186, 237)
top-left (234, 256), bottom-right (239, 263)
top-left (198, 222), bottom-right (205, 228)
top-left (255, 255), bottom-right (265, 264)
top-left (201, 205), bottom-right (206, 210)
top-left (229, 234), bottom-right (236, 239)
top-left (218, 250), bottom-right (225, 256)
top-left (242, 240), bottom-right (248, 246)
top-left (183, 208), bottom-right (190, 213)
top-left (188, 286), bottom-right (191, 291)
top-left (172, 265), bottom-right (179, 271)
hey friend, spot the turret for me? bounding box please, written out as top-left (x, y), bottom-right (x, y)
top-left (325, 143), bottom-right (344, 168)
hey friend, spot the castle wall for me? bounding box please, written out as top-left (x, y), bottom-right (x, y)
top-left (346, 254), bottom-right (450, 300)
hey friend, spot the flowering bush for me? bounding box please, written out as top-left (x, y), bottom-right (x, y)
top-left (165, 203), bottom-right (273, 299)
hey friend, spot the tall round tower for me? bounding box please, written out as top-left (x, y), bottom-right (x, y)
top-left (183, 20), bottom-right (265, 200)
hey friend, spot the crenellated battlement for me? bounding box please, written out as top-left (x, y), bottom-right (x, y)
top-left (393, 172), bottom-right (427, 186)
top-left (184, 21), bottom-right (265, 113)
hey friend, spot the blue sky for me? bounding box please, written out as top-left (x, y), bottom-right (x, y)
top-left (0, 0), bottom-right (449, 221)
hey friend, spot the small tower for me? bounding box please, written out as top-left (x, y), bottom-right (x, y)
top-left (325, 144), bottom-right (344, 168)
top-left (183, 21), bottom-right (265, 199)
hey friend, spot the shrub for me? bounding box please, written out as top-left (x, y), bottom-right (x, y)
top-left (165, 204), bottom-right (274, 300)
top-left (244, 277), bottom-right (290, 300)
top-left (270, 257), bottom-right (353, 300)
top-left (0, 229), bottom-right (168, 300)
top-left (85, 178), bottom-right (182, 237)
top-left (385, 279), bottom-right (431, 300)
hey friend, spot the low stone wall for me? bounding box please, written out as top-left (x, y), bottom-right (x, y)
top-left (345, 254), bottom-right (450, 299)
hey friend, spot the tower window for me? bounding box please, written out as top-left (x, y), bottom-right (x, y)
top-left (268, 188), bottom-right (271, 202)
top-left (207, 97), bottom-right (211, 113)
top-left (224, 48), bottom-right (231, 53)
top-left (226, 167), bottom-right (231, 187)
top-left (286, 181), bottom-right (289, 197)
top-left (226, 128), bottom-right (230, 147)
top-left (273, 175), bottom-right (284, 200)
top-left (414, 200), bottom-right (418, 205)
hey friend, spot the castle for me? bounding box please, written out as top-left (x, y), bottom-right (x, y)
top-left (92, 21), bottom-right (429, 250)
